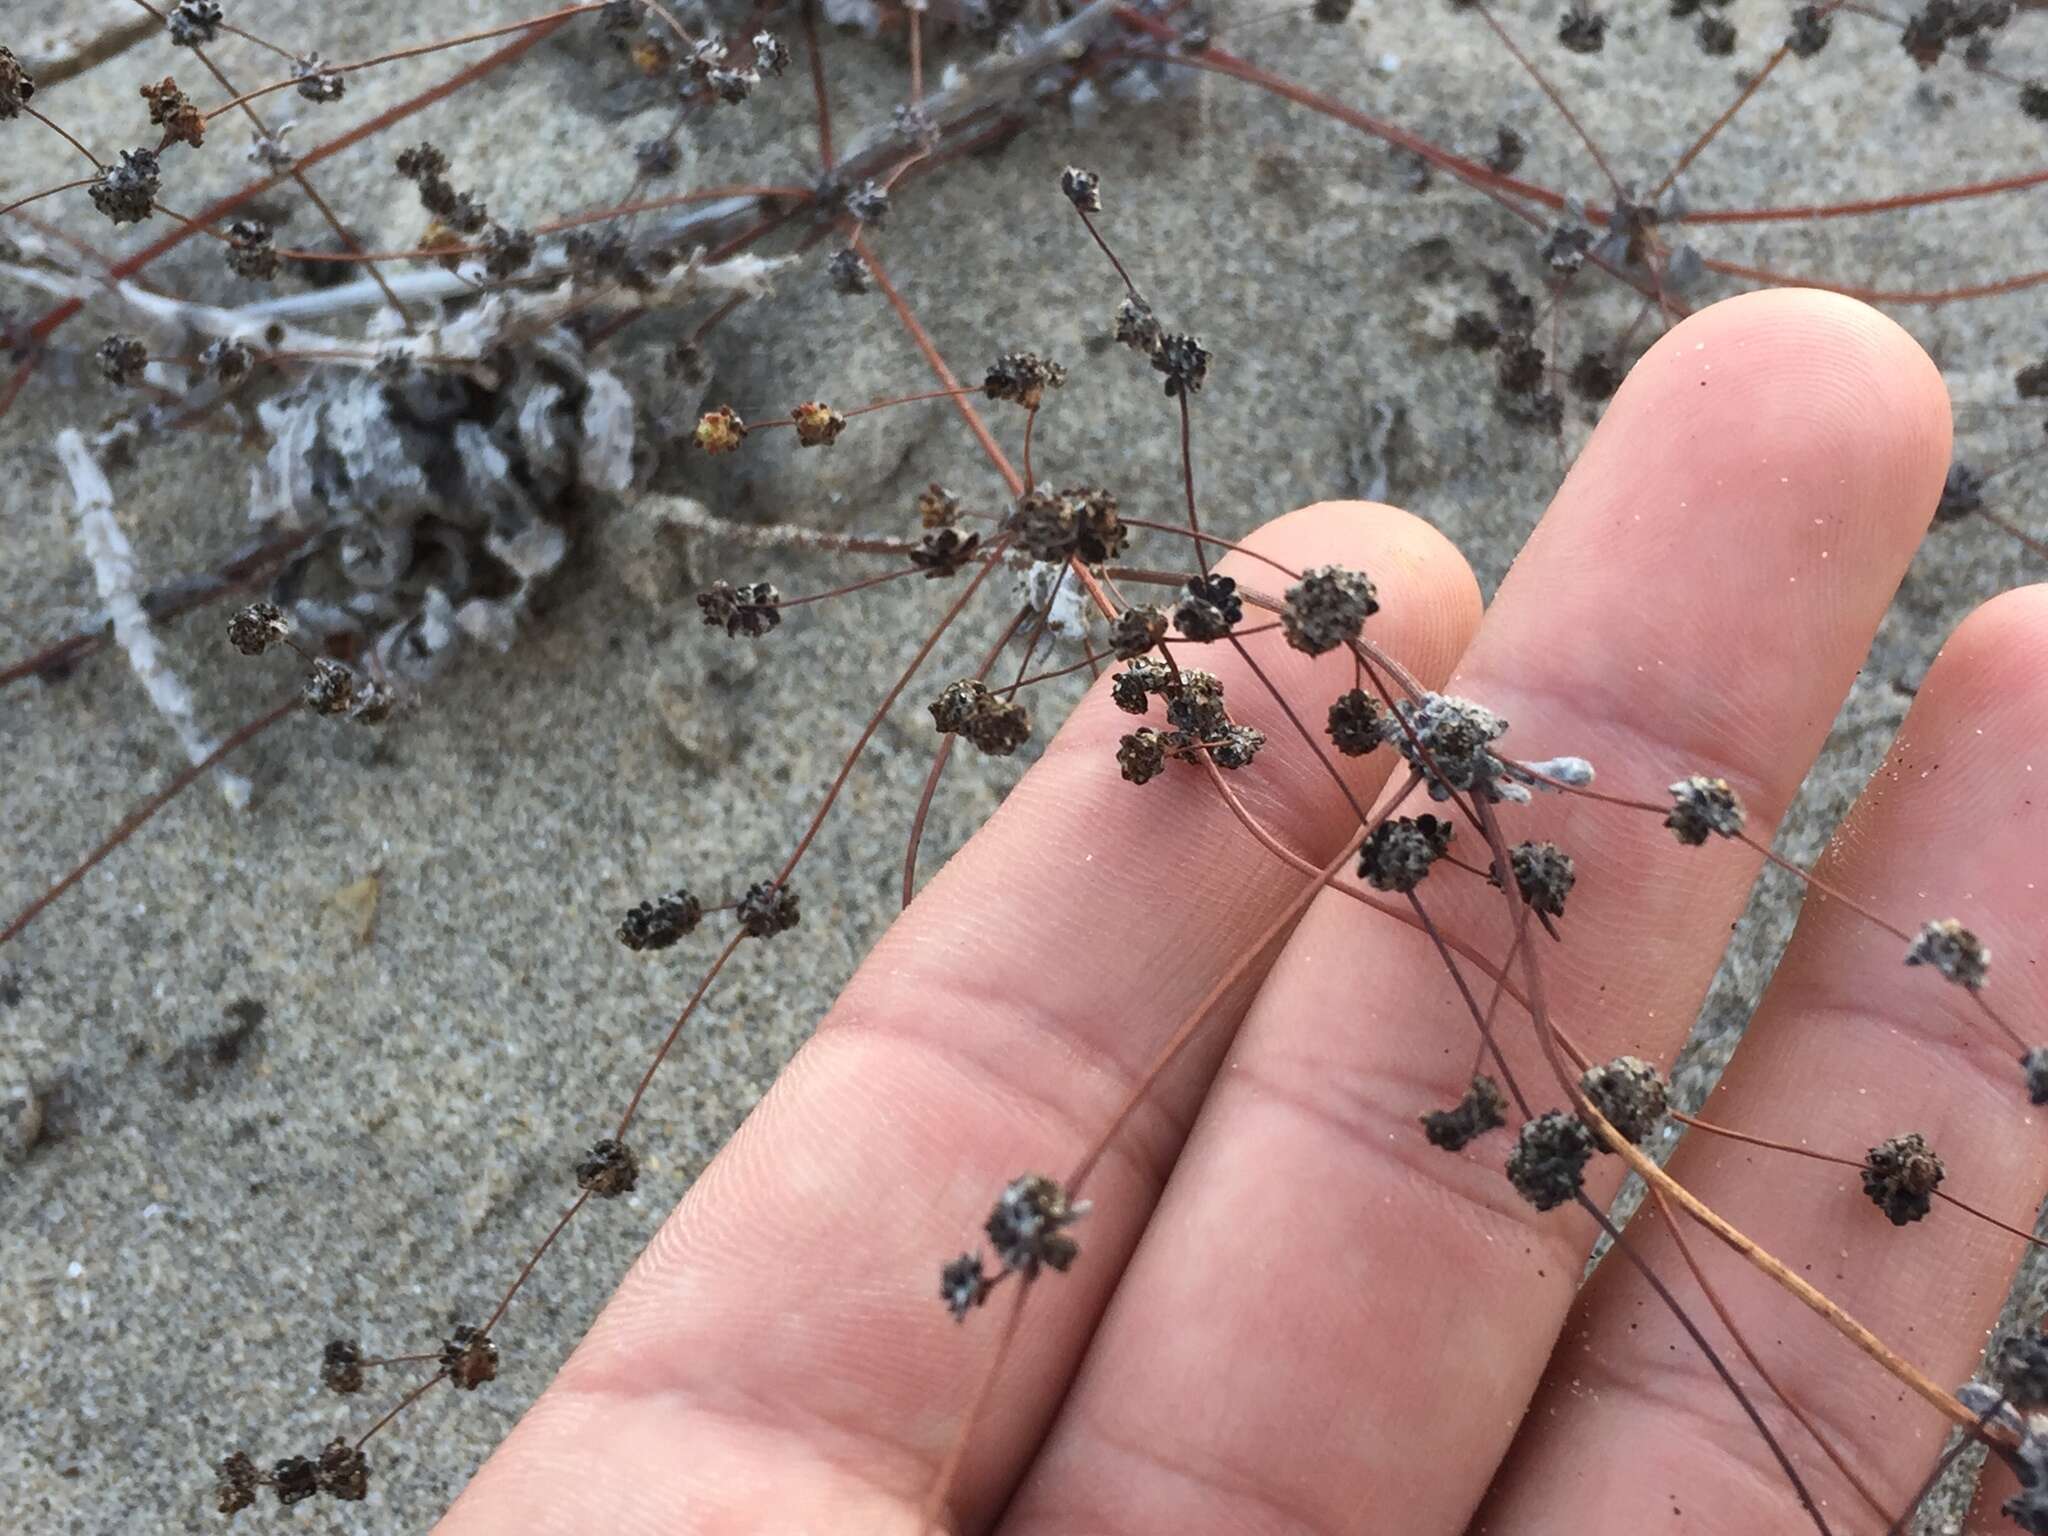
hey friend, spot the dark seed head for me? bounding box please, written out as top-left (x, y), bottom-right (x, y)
top-left (1387, 693), bottom-right (1515, 801)
top-left (141, 77), bottom-right (205, 148)
top-left (1496, 336), bottom-right (1546, 395)
top-left (753, 32), bottom-right (792, 76)
top-left (635, 137), bottom-right (682, 177)
top-left (1359, 814), bottom-right (1455, 893)
top-left (1327, 689), bottom-right (1384, 756)
top-left (940, 1253), bottom-right (991, 1320)
top-left (1173, 574), bottom-right (1241, 641)
top-left (962, 697), bottom-right (1032, 757)
top-left (216, 1451), bottom-right (259, 1515)
top-left (1422, 1075), bottom-right (1507, 1150)
top-left (0, 47), bottom-right (36, 120)
top-left (1936, 461), bottom-right (1985, 523)
top-left (1579, 1056), bottom-right (1667, 1147)
top-left (315, 1438), bottom-right (369, 1501)
top-left (482, 224), bottom-right (536, 280)
top-left (1541, 223), bottom-right (1595, 275)
top-left (1153, 333), bottom-right (1212, 397)
top-left (226, 220), bottom-right (280, 282)
top-left (439, 1325), bottom-right (499, 1390)
top-left (302, 658), bottom-right (360, 717)
top-left (1485, 124), bottom-right (1527, 174)
top-left (1282, 565), bottom-right (1379, 655)
top-left (1209, 722), bottom-right (1266, 770)
top-left (2023, 1048), bottom-right (2048, 1106)
top-left (168, 1), bottom-right (225, 47)
top-left (292, 54), bottom-right (346, 103)
top-left (1110, 604), bottom-right (1169, 660)
top-left (736, 880), bottom-right (799, 938)
top-left (395, 142), bottom-right (449, 182)
top-left (97, 334), bottom-right (149, 387)
top-left (696, 580), bottom-right (781, 639)
top-left (1163, 668), bottom-right (1229, 739)
top-left (1905, 918), bottom-right (1989, 991)
top-left (90, 148), bottom-right (161, 225)
top-left (1508, 1111), bottom-right (1595, 1211)
top-left (617, 889), bottom-right (702, 952)
top-left (985, 1173), bottom-right (1084, 1276)
top-left (320, 1338), bottom-right (365, 1395)
top-left (1862, 1132), bottom-right (1944, 1225)
top-left (201, 338), bottom-right (253, 382)
top-left (1111, 657), bottom-right (1172, 716)
top-left (1568, 350), bottom-right (1621, 400)
top-left (227, 601), bottom-right (289, 656)
top-left (1788, 3), bottom-right (1832, 55)
top-left (1114, 296), bottom-right (1164, 356)
top-left (931, 678), bottom-right (997, 735)
top-left (911, 527), bottom-right (981, 578)
top-left (1060, 165), bottom-right (1102, 213)
top-left (1558, 6), bottom-right (1607, 53)
top-left (1665, 775), bottom-right (1745, 844)
top-left (984, 351), bottom-right (1067, 409)
top-left (846, 179), bottom-right (891, 225)
top-left (1502, 840), bottom-right (1576, 918)
top-left (271, 1455), bottom-right (319, 1506)
top-left (1117, 728), bottom-right (1169, 785)
top-left (827, 246), bottom-right (869, 294)
top-left (576, 1137), bottom-right (639, 1198)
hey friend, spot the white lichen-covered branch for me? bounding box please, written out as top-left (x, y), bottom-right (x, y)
top-left (55, 429), bottom-right (252, 810)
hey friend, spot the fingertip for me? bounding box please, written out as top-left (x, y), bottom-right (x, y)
top-left (1599, 289), bottom-right (1951, 547)
top-left (1910, 582), bottom-right (2048, 750)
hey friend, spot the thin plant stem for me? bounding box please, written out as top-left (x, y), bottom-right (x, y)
top-left (0, 697), bottom-right (297, 949)
top-left (22, 107), bottom-right (104, 170)
top-left (482, 1190), bottom-right (593, 1334)
top-left (202, 3), bottom-right (611, 118)
top-left (1468, 1), bottom-right (1623, 198)
top-left (614, 933), bottom-right (746, 1138)
top-left (354, 1371), bottom-right (448, 1450)
top-left (1647, 1181), bottom-right (1894, 1525)
top-left (903, 606), bottom-right (1034, 907)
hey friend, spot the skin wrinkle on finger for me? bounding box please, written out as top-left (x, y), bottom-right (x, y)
top-left (435, 502), bottom-right (1480, 1536)
top-left (999, 291), bottom-right (1952, 1536)
top-left (1490, 584), bottom-right (2048, 1533)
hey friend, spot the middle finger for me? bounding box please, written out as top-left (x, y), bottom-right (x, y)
top-left (999, 290), bottom-right (1950, 1535)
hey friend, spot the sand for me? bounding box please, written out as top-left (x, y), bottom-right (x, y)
top-left (2, 1), bottom-right (2043, 1529)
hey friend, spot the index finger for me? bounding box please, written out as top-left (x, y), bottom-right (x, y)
top-left (436, 499), bottom-right (1481, 1533)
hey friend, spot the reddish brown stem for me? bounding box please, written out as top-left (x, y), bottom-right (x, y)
top-left (902, 605), bottom-right (1033, 908)
top-left (802, 0), bottom-right (835, 173)
top-left (1, 697), bottom-right (297, 950)
top-left (614, 933), bottom-right (746, 1138)
top-left (203, 3), bottom-right (609, 118)
top-left (858, 239), bottom-right (1024, 497)
top-left (354, 1370), bottom-right (448, 1450)
top-left (482, 1190), bottom-right (593, 1334)
top-left (5, 7), bottom-right (579, 422)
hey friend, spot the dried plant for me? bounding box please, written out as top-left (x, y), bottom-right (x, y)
top-left (6, 2), bottom-right (2048, 1532)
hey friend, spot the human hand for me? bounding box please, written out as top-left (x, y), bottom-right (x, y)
top-left (438, 290), bottom-right (2048, 1534)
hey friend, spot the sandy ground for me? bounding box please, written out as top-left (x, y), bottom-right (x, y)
top-left (2, 0), bottom-right (2045, 1529)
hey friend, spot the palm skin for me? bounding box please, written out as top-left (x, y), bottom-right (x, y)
top-left (439, 291), bottom-right (2047, 1536)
